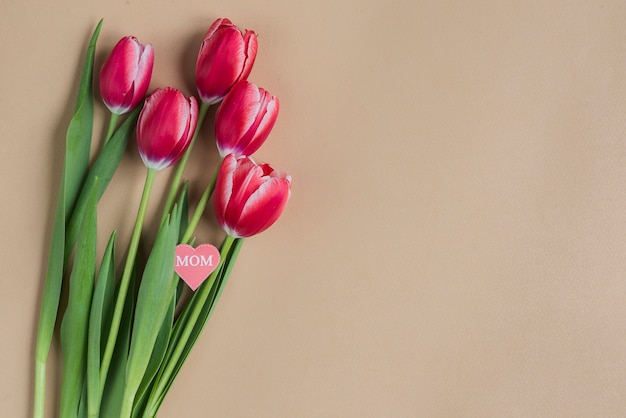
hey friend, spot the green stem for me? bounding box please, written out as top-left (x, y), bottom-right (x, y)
top-left (143, 235), bottom-right (236, 417)
top-left (99, 168), bottom-right (157, 393)
top-left (104, 113), bottom-right (120, 144)
top-left (159, 102), bottom-right (210, 227)
top-left (33, 359), bottom-right (46, 418)
top-left (180, 162), bottom-right (221, 244)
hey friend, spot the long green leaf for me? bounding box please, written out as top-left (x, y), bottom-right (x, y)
top-left (120, 206), bottom-right (181, 416)
top-left (77, 380), bottom-right (88, 418)
top-left (130, 292), bottom-right (176, 418)
top-left (34, 171), bottom-right (65, 383)
top-left (149, 238), bottom-right (243, 414)
top-left (65, 107), bottom-right (141, 260)
top-left (59, 178), bottom-right (98, 418)
top-left (33, 21), bottom-right (102, 418)
top-left (86, 231), bottom-right (117, 416)
top-left (64, 20), bottom-right (102, 221)
top-left (99, 266), bottom-right (138, 418)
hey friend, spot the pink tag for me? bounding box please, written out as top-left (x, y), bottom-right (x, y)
top-left (174, 244), bottom-right (221, 290)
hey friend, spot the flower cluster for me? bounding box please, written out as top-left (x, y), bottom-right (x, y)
top-left (33, 18), bottom-right (291, 418)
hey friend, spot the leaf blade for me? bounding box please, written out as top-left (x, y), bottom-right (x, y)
top-left (63, 20), bottom-right (102, 220)
top-left (59, 178), bottom-right (98, 418)
top-left (121, 205), bottom-right (182, 413)
top-left (65, 106), bottom-right (141, 259)
top-left (34, 20), bottom-right (103, 405)
top-left (86, 231), bottom-right (117, 416)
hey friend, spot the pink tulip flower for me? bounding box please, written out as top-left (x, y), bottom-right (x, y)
top-left (214, 154), bottom-right (291, 237)
top-left (99, 36), bottom-right (154, 114)
top-left (195, 18), bottom-right (258, 105)
top-left (215, 80), bottom-right (279, 157)
top-left (136, 87), bottom-right (198, 171)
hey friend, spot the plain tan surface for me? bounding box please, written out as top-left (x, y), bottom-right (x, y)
top-left (3, 0), bottom-right (626, 417)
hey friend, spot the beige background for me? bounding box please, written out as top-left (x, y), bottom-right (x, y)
top-left (2, 0), bottom-right (626, 417)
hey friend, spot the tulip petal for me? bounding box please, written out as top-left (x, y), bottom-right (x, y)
top-left (215, 81), bottom-right (279, 157)
top-left (223, 160), bottom-right (264, 226)
top-left (239, 30), bottom-right (258, 81)
top-left (214, 154), bottom-right (238, 228)
top-left (203, 18), bottom-right (232, 40)
top-left (100, 38), bottom-right (138, 109)
top-left (132, 43), bottom-right (154, 107)
top-left (235, 176), bottom-right (291, 237)
top-left (166, 96), bottom-right (198, 167)
top-left (235, 84), bottom-right (264, 138)
top-left (215, 81), bottom-right (259, 154)
top-left (239, 92), bottom-right (279, 156)
top-left (198, 30), bottom-right (245, 95)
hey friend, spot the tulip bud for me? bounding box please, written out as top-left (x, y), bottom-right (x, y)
top-left (195, 18), bottom-right (258, 105)
top-left (99, 36), bottom-right (154, 115)
top-left (136, 87), bottom-right (198, 171)
top-left (214, 154), bottom-right (291, 238)
top-left (215, 80), bottom-right (279, 157)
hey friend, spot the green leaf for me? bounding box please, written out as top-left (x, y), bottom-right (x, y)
top-left (77, 380), bottom-right (88, 418)
top-left (33, 21), bottom-right (103, 418)
top-left (86, 231), bottom-right (117, 416)
top-left (120, 205), bottom-right (181, 415)
top-left (34, 175), bottom-right (65, 363)
top-left (99, 266), bottom-right (138, 418)
top-left (59, 178), bottom-right (98, 418)
top-left (149, 238), bottom-right (243, 413)
top-left (64, 20), bottom-right (102, 221)
top-left (65, 107), bottom-right (141, 260)
top-left (131, 292), bottom-right (176, 418)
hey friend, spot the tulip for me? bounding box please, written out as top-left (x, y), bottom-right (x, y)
top-left (214, 154), bottom-right (291, 238)
top-left (136, 87), bottom-right (198, 171)
top-left (215, 80), bottom-right (279, 157)
top-left (100, 36), bottom-right (154, 115)
top-left (196, 18), bottom-right (258, 105)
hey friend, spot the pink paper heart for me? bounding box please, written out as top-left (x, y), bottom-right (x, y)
top-left (174, 244), bottom-right (221, 290)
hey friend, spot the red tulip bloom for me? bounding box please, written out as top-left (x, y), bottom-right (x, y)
top-left (214, 154), bottom-right (291, 237)
top-left (99, 36), bottom-right (154, 114)
top-left (136, 88), bottom-right (198, 171)
top-left (215, 80), bottom-right (279, 157)
top-left (195, 18), bottom-right (258, 105)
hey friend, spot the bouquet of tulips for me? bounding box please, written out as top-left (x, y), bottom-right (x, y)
top-left (32, 18), bottom-right (291, 418)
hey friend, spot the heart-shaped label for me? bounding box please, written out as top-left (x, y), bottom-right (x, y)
top-left (174, 244), bottom-right (221, 290)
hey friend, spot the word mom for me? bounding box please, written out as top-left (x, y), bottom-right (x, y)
top-left (176, 254), bottom-right (214, 267)
top-left (174, 244), bottom-right (220, 290)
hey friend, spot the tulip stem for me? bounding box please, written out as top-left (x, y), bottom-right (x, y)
top-left (181, 161), bottom-right (221, 244)
top-left (99, 168), bottom-right (157, 394)
top-left (159, 102), bottom-right (210, 227)
top-left (143, 235), bottom-right (236, 417)
top-left (32, 359), bottom-right (46, 418)
top-left (104, 112), bottom-right (120, 144)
